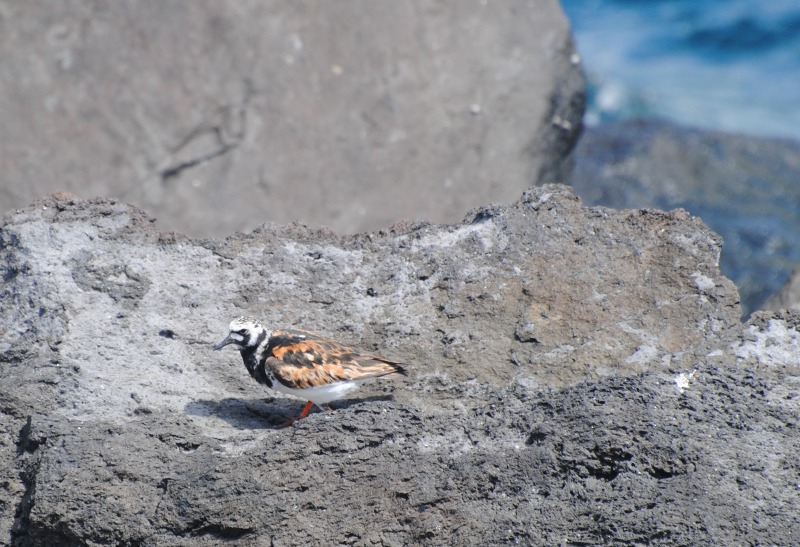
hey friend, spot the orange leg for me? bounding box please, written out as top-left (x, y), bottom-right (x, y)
top-left (298, 400), bottom-right (314, 419)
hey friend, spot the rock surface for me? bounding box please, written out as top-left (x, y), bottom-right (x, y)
top-left (569, 118), bottom-right (800, 316)
top-left (762, 267), bottom-right (800, 313)
top-left (0, 0), bottom-right (583, 237)
top-left (2, 187), bottom-right (798, 545)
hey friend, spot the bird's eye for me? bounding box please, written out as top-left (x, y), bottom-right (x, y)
top-left (238, 329), bottom-right (248, 335)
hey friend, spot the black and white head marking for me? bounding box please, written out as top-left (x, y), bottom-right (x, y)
top-left (213, 316), bottom-right (271, 351)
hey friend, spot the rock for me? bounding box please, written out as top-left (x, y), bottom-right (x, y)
top-left (2, 187), bottom-right (798, 545)
top-left (0, 0), bottom-right (583, 237)
top-left (762, 267), bottom-right (800, 312)
top-left (569, 118), bottom-right (800, 316)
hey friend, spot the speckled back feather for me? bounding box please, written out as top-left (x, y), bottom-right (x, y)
top-left (264, 329), bottom-right (406, 390)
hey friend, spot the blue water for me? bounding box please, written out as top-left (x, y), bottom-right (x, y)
top-left (561, 0), bottom-right (800, 140)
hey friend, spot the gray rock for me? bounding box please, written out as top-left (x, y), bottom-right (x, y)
top-left (762, 267), bottom-right (800, 312)
top-left (569, 118), bottom-right (800, 316)
top-left (3, 187), bottom-right (798, 545)
top-left (0, 0), bottom-right (583, 237)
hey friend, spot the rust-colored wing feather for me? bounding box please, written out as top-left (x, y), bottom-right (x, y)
top-left (263, 330), bottom-right (406, 390)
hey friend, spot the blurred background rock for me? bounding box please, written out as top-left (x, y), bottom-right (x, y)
top-left (0, 0), bottom-right (582, 236)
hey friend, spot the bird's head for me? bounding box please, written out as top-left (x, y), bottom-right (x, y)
top-left (213, 316), bottom-right (270, 351)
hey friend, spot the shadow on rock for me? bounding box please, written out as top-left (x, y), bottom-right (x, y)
top-left (185, 398), bottom-right (287, 429)
top-left (185, 395), bottom-right (396, 429)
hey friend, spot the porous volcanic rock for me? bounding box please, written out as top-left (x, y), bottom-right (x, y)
top-left (2, 187), bottom-right (798, 545)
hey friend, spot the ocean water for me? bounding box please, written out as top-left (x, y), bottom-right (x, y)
top-left (561, 0), bottom-right (800, 140)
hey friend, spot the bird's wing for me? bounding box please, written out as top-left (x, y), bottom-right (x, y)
top-left (264, 329), bottom-right (406, 389)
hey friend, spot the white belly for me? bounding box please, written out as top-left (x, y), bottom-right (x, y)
top-left (270, 378), bottom-right (366, 406)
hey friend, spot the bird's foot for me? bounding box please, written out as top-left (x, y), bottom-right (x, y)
top-left (278, 400), bottom-right (315, 427)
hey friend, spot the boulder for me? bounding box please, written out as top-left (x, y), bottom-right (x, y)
top-left (0, 0), bottom-right (583, 237)
top-left (2, 187), bottom-right (798, 545)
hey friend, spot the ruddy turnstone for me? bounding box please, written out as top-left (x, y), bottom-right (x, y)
top-left (213, 316), bottom-right (407, 424)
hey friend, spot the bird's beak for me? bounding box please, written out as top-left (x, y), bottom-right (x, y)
top-left (213, 335), bottom-right (234, 351)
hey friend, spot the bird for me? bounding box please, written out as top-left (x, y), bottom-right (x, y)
top-left (213, 316), bottom-right (407, 425)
